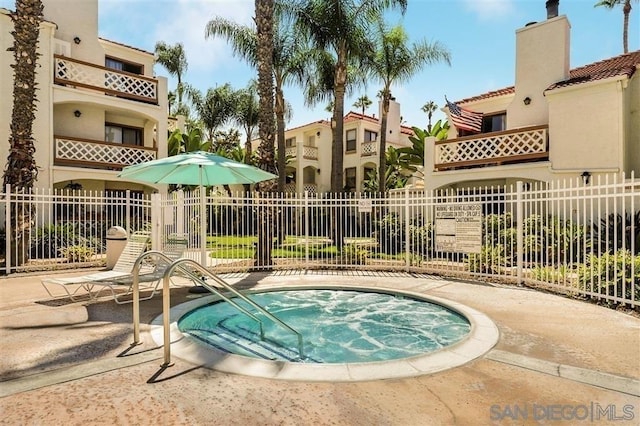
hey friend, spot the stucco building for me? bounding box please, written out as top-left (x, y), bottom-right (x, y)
top-left (0, 0), bottom-right (169, 195)
top-left (425, 0), bottom-right (639, 192)
top-left (274, 100), bottom-right (414, 194)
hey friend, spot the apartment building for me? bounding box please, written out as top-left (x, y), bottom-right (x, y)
top-left (424, 0), bottom-right (639, 192)
top-left (0, 0), bottom-right (169, 195)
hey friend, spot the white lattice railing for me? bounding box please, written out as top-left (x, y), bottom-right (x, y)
top-left (54, 55), bottom-right (158, 104)
top-left (302, 145), bottom-right (318, 160)
top-left (285, 145), bottom-right (318, 160)
top-left (283, 182), bottom-right (318, 194)
top-left (435, 125), bottom-right (548, 170)
top-left (361, 141), bottom-right (377, 156)
top-left (54, 136), bottom-right (157, 169)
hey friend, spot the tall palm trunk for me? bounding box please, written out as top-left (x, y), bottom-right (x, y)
top-left (3, 0), bottom-right (43, 267)
top-left (378, 91), bottom-right (391, 193)
top-left (275, 74), bottom-right (286, 192)
top-left (254, 0), bottom-right (276, 268)
top-left (622, 0), bottom-right (631, 53)
top-left (331, 44), bottom-right (349, 250)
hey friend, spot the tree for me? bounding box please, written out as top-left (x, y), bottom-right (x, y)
top-left (288, 0), bottom-right (408, 193)
top-left (353, 95), bottom-right (372, 115)
top-left (595, 0), bottom-right (637, 53)
top-left (363, 146), bottom-right (407, 192)
top-left (397, 120), bottom-right (449, 178)
top-left (205, 11), bottom-right (307, 192)
top-left (367, 22), bottom-right (450, 192)
top-left (190, 84), bottom-right (235, 144)
top-left (232, 82), bottom-right (260, 165)
top-left (154, 41), bottom-right (188, 111)
top-left (421, 100), bottom-right (438, 133)
top-left (3, 0), bottom-right (43, 267)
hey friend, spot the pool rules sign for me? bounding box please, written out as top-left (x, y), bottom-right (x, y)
top-left (435, 204), bottom-right (482, 253)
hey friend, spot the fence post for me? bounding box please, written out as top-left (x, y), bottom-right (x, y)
top-left (304, 191), bottom-right (309, 268)
top-left (405, 187), bottom-right (410, 271)
top-left (125, 190), bottom-right (131, 233)
top-left (151, 193), bottom-right (161, 251)
top-left (516, 181), bottom-right (524, 285)
top-left (4, 184), bottom-right (10, 275)
top-left (200, 185), bottom-right (207, 267)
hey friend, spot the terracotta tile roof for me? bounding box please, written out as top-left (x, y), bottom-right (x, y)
top-left (547, 50), bottom-right (640, 90)
top-left (458, 50), bottom-right (640, 104)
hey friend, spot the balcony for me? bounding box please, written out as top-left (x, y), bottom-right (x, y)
top-left (361, 141), bottom-right (377, 157)
top-left (54, 136), bottom-right (157, 170)
top-left (285, 145), bottom-right (318, 160)
top-left (434, 125), bottom-right (548, 171)
top-left (54, 55), bottom-right (158, 105)
top-left (284, 182), bottom-right (318, 194)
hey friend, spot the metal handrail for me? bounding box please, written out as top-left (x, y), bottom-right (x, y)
top-left (132, 256), bottom-right (304, 367)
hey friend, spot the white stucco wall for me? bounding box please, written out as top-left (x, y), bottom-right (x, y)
top-left (624, 71), bottom-right (640, 175)
top-left (547, 78), bottom-right (624, 172)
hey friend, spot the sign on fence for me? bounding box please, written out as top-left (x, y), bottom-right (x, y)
top-left (435, 204), bottom-right (482, 253)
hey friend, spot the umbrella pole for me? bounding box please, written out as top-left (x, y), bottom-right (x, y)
top-left (200, 169), bottom-right (207, 267)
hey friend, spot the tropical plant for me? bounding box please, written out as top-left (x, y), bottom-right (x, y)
top-left (591, 211), bottom-right (640, 255)
top-left (421, 100), bottom-right (438, 133)
top-left (190, 84), bottom-right (236, 144)
top-left (397, 121), bottom-right (449, 176)
top-left (363, 146), bottom-right (407, 192)
top-left (3, 0), bottom-right (43, 266)
top-left (232, 81), bottom-right (260, 164)
top-left (594, 0), bottom-right (637, 53)
top-left (154, 41), bottom-right (188, 112)
top-left (205, 10), bottom-right (307, 192)
top-left (578, 249), bottom-right (640, 302)
top-left (366, 22), bottom-right (450, 192)
top-left (467, 245), bottom-right (507, 274)
top-left (353, 95), bottom-right (372, 115)
top-left (254, 0), bottom-right (277, 267)
top-left (167, 128), bottom-right (210, 156)
top-left (287, 0), bottom-right (408, 193)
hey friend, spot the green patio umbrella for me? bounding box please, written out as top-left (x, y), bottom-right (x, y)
top-left (117, 151), bottom-right (277, 186)
top-left (118, 151), bottom-right (277, 268)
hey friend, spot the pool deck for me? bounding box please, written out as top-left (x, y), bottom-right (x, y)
top-left (1, 270), bottom-right (639, 425)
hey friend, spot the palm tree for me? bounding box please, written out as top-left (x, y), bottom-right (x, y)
top-left (397, 120), bottom-right (449, 178)
top-left (353, 95), bottom-right (372, 115)
top-left (190, 84), bottom-right (235, 145)
top-left (154, 41), bottom-right (188, 109)
top-left (205, 11), bottom-right (307, 192)
top-left (3, 0), bottom-right (43, 267)
top-left (367, 22), bottom-right (450, 192)
top-left (287, 0), bottom-right (408, 193)
top-left (421, 100), bottom-right (438, 133)
top-left (232, 82), bottom-right (260, 165)
top-left (254, 0), bottom-right (277, 267)
top-left (595, 0), bottom-right (637, 53)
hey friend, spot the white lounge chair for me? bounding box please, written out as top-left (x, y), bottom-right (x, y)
top-left (109, 233), bottom-right (189, 304)
top-left (41, 231), bottom-right (151, 302)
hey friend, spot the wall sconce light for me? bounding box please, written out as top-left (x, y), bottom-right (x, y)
top-left (523, 96), bottom-right (532, 106)
top-left (316, 131), bottom-right (321, 137)
top-left (317, 169), bottom-right (321, 174)
top-left (581, 171), bottom-right (591, 185)
top-left (74, 110), bottom-right (82, 118)
top-left (73, 36), bottom-right (81, 45)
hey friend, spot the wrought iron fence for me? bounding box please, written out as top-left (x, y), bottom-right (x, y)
top-left (1, 173), bottom-right (638, 307)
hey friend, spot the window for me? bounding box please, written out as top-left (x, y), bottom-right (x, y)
top-left (364, 130), bottom-right (377, 142)
top-left (345, 167), bottom-right (356, 191)
top-left (307, 135), bottom-right (316, 146)
top-left (346, 129), bottom-right (357, 152)
top-left (105, 124), bottom-right (143, 146)
top-left (482, 112), bottom-right (506, 133)
top-left (285, 137), bottom-right (296, 147)
top-left (105, 57), bottom-right (143, 75)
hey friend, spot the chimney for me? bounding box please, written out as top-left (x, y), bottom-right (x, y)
top-left (546, 0), bottom-right (559, 19)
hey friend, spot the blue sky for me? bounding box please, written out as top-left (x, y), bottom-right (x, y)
top-left (3, 0), bottom-right (638, 129)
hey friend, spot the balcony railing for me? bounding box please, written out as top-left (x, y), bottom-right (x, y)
top-left (434, 125), bottom-right (548, 170)
top-left (54, 55), bottom-right (158, 105)
top-left (283, 183), bottom-right (318, 194)
top-left (54, 136), bottom-right (157, 170)
top-left (284, 145), bottom-right (318, 160)
top-left (361, 141), bottom-right (377, 156)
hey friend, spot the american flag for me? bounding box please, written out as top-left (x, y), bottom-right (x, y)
top-left (446, 98), bottom-right (483, 133)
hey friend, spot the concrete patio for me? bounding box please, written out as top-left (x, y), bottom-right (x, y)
top-left (0, 269), bottom-right (638, 425)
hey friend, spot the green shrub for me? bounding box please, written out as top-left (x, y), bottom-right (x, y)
top-left (577, 249), bottom-right (640, 301)
top-left (467, 245), bottom-right (506, 274)
top-left (341, 244), bottom-right (369, 265)
top-left (59, 245), bottom-right (96, 262)
top-left (531, 265), bottom-right (569, 283)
